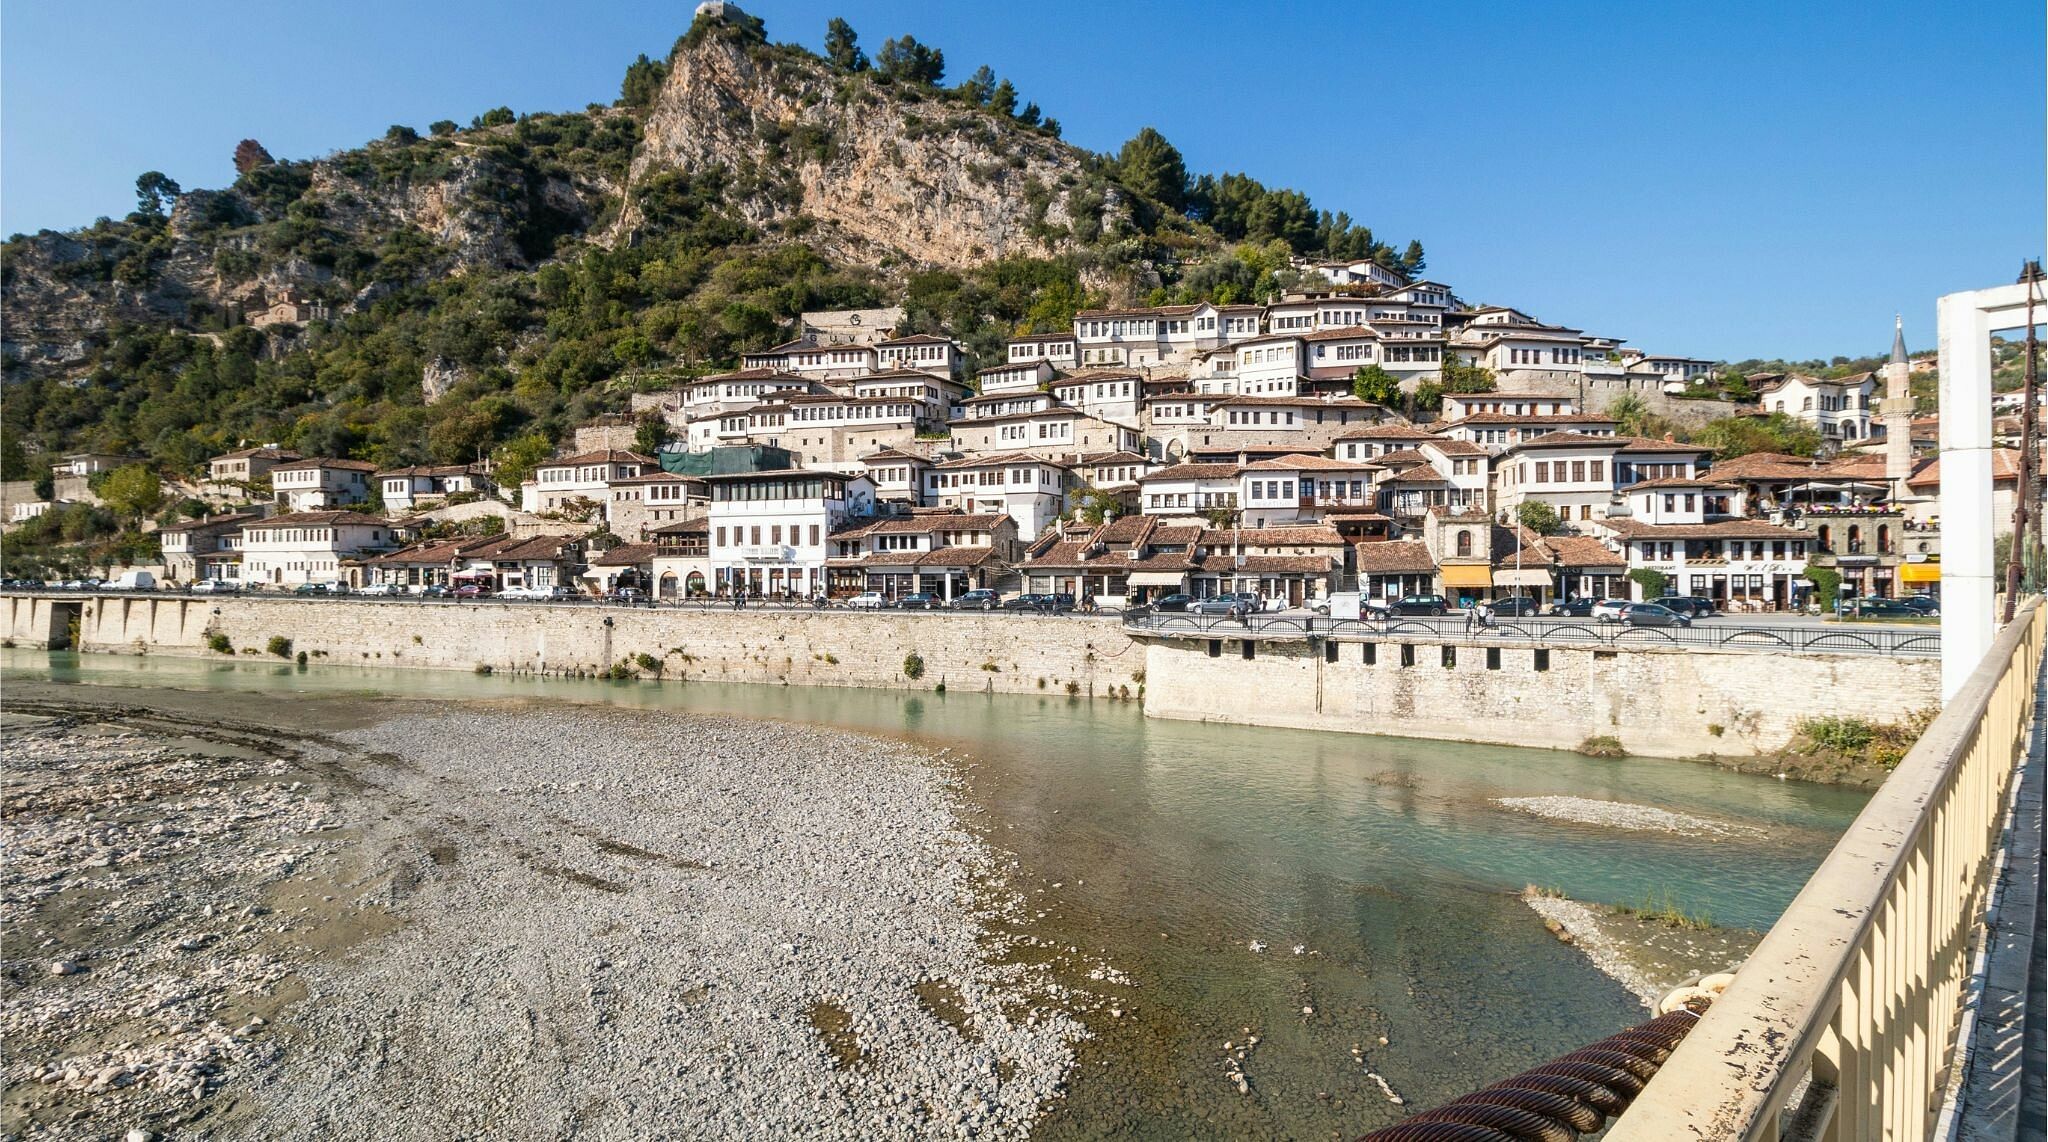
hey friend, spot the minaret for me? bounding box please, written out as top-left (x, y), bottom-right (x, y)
top-left (1881, 316), bottom-right (1914, 500)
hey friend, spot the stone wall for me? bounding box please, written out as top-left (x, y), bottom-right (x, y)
top-left (2, 593), bottom-right (1935, 759)
top-left (6, 594), bottom-right (1143, 698)
top-left (1140, 634), bottom-right (1940, 759)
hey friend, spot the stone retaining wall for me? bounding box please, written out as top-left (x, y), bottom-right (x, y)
top-left (1140, 634), bottom-right (1941, 759)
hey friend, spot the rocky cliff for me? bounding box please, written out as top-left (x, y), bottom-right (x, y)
top-left (622, 34), bottom-right (1129, 269)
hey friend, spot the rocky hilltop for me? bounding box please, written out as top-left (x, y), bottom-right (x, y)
top-left (623, 29), bottom-right (1125, 269)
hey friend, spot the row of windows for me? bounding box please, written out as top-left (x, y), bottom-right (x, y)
top-left (1226, 410), bottom-right (1298, 426)
top-left (1638, 541), bottom-right (1808, 562)
top-left (715, 525), bottom-right (825, 548)
top-left (1525, 459), bottom-right (1607, 484)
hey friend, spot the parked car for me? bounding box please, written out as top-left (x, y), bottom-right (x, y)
top-left (1386, 594), bottom-right (1450, 616)
top-left (1838, 597), bottom-right (1921, 618)
top-left (1659, 596), bottom-right (1718, 618)
top-left (1490, 596), bottom-right (1542, 617)
top-left (951, 589), bottom-right (999, 611)
top-left (1900, 595), bottom-right (1940, 616)
top-left (1191, 593), bottom-right (1255, 615)
top-left (2, 578), bottom-right (45, 590)
top-left (357, 582), bottom-right (405, 597)
top-left (1618, 602), bottom-right (1691, 628)
top-left (452, 583), bottom-right (491, 599)
top-left (607, 587), bottom-right (646, 605)
top-left (1044, 592), bottom-right (1077, 613)
top-left (1546, 598), bottom-right (1596, 618)
top-left (896, 592), bottom-right (941, 610)
top-left (1591, 598), bottom-right (1632, 622)
top-left (419, 584), bottom-right (451, 599)
top-left (292, 582), bottom-right (334, 596)
top-left (107, 570), bottom-right (156, 591)
top-left (848, 591), bottom-right (890, 610)
top-left (186, 579), bottom-right (241, 595)
top-left (1150, 593), bottom-right (1194, 613)
top-left (1001, 593), bottom-right (1051, 611)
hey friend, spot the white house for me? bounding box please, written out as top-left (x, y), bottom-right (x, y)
top-left (375, 464), bottom-right (492, 512)
top-left (874, 334), bottom-right (963, 378)
top-left (978, 359), bottom-right (1060, 394)
top-left (924, 453), bottom-right (1072, 538)
top-left (741, 337), bottom-right (878, 380)
top-left (1590, 512), bottom-right (1812, 612)
top-left (1757, 373), bottom-right (1878, 443)
top-left (1004, 334), bottom-right (1079, 370)
top-left (269, 458), bottom-right (378, 513)
top-left (858, 447), bottom-right (933, 506)
top-left (706, 469), bottom-right (877, 599)
top-left (1048, 370), bottom-right (1142, 426)
top-left (1237, 454), bottom-right (1379, 528)
top-left (1495, 432), bottom-right (1626, 526)
top-left (1138, 462), bottom-right (1241, 518)
top-left (522, 450), bottom-right (658, 515)
top-left (237, 510), bottom-right (399, 587)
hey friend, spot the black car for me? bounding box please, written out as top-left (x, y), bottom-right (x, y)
top-left (896, 592), bottom-right (940, 610)
top-left (1839, 597), bottom-right (1921, 618)
top-left (1387, 594), bottom-right (1449, 616)
top-left (1546, 598), bottom-right (1596, 618)
top-left (1490, 596), bottom-right (1542, 617)
top-left (1899, 595), bottom-right (1940, 616)
top-left (1660, 596), bottom-right (1718, 618)
top-left (951, 589), bottom-right (999, 611)
top-left (1001, 593), bottom-right (1049, 611)
top-left (1150, 593), bottom-right (1193, 613)
top-left (1044, 592), bottom-right (1076, 612)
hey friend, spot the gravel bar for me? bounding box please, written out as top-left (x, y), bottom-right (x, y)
top-left (4, 703), bottom-right (1088, 1140)
top-left (1495, 795), bottom-right (1757, 837)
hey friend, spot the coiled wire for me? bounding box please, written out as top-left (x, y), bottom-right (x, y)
top-left (1355, 1006), bottom-right (1702, 1142)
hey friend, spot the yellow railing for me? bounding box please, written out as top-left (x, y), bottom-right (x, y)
top-left (1609, 600), bottom-right (2044, 1142)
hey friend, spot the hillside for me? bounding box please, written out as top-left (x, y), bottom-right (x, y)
top-left (0, 5), bottom-right (1423, 482)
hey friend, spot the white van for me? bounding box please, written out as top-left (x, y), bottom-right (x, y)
top-left (108, 570), bottom-right (157, 591)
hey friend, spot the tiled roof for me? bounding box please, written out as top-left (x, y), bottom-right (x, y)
top-left (160, 512), bottom-right (262, 534)
top-left (931, 451), bottom-right (1066, 470)
top-left (1624, 476), bottom-right (1734, 491)
top-left (1333, 424), bottom-right (1435, 442)
top-left (1615, 436), bottom-right (1713, 454)
top-left (212, 446), bottom-right (301, 462)
top-left (1905, 449), bottom-right (2021, 489)
top-left (1354, 540), bottom-right (1436, 573)
top-left (540, 450), bottom-right (657, 468)
top-left (1195, 554), bottom-right (1334, 574)
top-left (271, 457), bottom-right (378, 472)
top-left (1138, 462), bottom-right (1241, 482)
top-left (1509, 432), bottom-right (1625, 451)
top-left (865, 514), bottom-right (1009, 534)
top-left (1504, 535), bottom-right (1626, 568)
top-left (1442, 413), bottom-right (1614, 427)
top-left (1593, 519), bottom-right (1808, 541)
top-left (1200, 525), bottom-right (1347, 547)
top-left (1243, 453), bottom-right (1374, 471)
top-left (240, 510), bottom-right (389, 528)
top-left (1422, 438), bottom-right (1487, 456)
top-left (591, 543), bottom-right (659, 567)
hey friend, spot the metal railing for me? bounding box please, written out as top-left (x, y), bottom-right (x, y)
top-left (1119, 610), bottom-right (1944, 658)
top-left (1607, 600), bottom-right (2045, 1141)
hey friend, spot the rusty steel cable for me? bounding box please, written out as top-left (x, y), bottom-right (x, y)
top-left (1354, 1006), bottom-right (1703, 1142)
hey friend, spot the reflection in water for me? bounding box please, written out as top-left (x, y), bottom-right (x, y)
top-left (3, 652), bottom-right (1863, 1137)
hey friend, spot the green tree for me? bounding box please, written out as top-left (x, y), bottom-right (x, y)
top-left (1070, 486), bottom-right (1121, 525)
top-left (99, 464), bottom-right (164, 519)
top-left (384, 124), bottom-right (420, 145)
top-left (988, 79), bottom-right (1019, 118)
top-left (634, 410), bottom-right (669, 456)
top-left (1439, 356), bottom-right (1496, 394)
top-left (1516, 501), bottom-right (1562, 536)
top-left (1627, 567), bottom-right (1669, 600)
top-left (1802, 565), bottom-right (1842, 612)
top-left (0, 434), bottom-right (31, 481)
top-left (621, 53), bottom-right (669, 108)
top-left (959, 65), bottom-right (996, 105)
top-left (1694, 412), bottom-right (1821, 459)
top-left (1606, 392), bottom-right (1670, 438)
top-left (1116, 128), bottom-right (1187, 212)
top-left (135, 171), bottom-right (181, 217)
top-left (429, 119), bottom-right (458, 137)
top-left (491, 433), bottom-right (554, 488)
top-left (474, 106), bottom-right (516, 128)
top-left (1351, 364), bottom-right (1401, 406)
top-left (824, 18), bottom-right (868, 71)
top-left (1246, 188), bottom-right (1317, 251)
top-left (1399, 240), bottom-right (1426, 275)
top-left (877, 36), bottom-right (945, 85)
top-left (1017, 102), bottom-right (1042, 127)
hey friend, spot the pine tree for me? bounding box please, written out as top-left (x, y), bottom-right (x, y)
top-left (1116, 128), bottom-right (1187, 212)
top-left (824, 18), bottom-right (868, 71)
top-left (988, 79), bottom-right (1018, 117)
top-left (960, 65), bottom-right (996, 104)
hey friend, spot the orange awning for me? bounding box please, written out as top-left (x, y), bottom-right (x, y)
top-left (1439, 564), bottom-right (1494, 589)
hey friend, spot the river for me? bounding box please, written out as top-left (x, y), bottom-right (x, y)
top-left (1, 650), bottom-right (1865, 1138)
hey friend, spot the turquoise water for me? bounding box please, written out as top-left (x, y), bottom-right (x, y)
top-left (2, 650), bottom-right (1865, 1137)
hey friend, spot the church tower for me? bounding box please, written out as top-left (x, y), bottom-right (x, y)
top-left (1882, 316), bottom-right (1914, 500)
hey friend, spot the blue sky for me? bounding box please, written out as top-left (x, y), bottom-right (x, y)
top-left (4, 1), bottom-right (2040, 360)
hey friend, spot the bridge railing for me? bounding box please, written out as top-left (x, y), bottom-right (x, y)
top-left (1119, 610), bottom-right (1944, 657)
top-left (1607, 600), bottom-right (2044, 1142)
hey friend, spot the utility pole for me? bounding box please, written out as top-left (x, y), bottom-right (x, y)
top-left (2005, 260), bottom-right (2042, 622)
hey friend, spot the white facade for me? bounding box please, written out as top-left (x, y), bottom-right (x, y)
top-left (238, 512), bottom-right (397, 586)
top-left (706, 470), bottom-right (876, 597)
top-left (270, 459), bottom-right (376, 513)
top-left (521, 451), bottom-right (657, 515)
top-left (924, 455), bottom-right (1071, 538)
top-left (1759, 374), bottom-right (1878, 442)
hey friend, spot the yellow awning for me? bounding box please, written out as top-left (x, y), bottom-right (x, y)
top-left (1439, 564), bottom-right (1494, 589)
top-left (1900, 562), bottom-right (1941, 584)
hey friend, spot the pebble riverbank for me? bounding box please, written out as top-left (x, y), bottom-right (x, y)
top-left (2, 701), bottom-right (1088, 1140)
